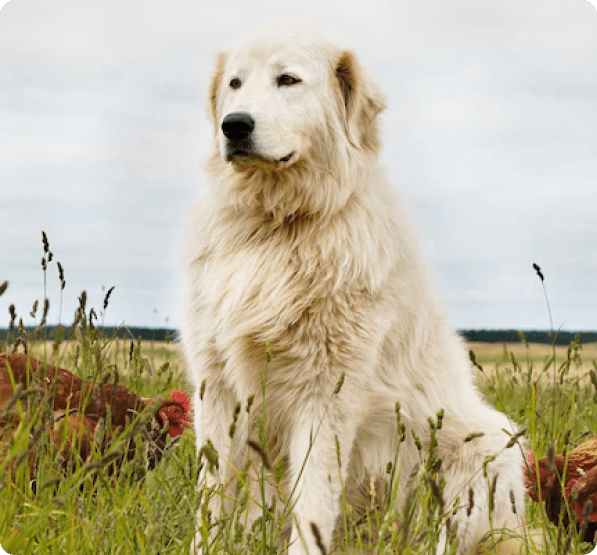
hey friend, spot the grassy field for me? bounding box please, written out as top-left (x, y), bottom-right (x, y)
top-left (470, 341), bottom-right (597, 372)
top-left (28, 338), bottom-right (181, 380)
top-left (2, 325), bottom-right (597, 554)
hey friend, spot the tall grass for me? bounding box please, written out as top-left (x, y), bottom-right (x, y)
top-left (1, 239), bottom-right (596, 554)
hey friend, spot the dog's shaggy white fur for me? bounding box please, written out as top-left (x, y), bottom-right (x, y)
top-left (182, 26), bottom-right (526, 555)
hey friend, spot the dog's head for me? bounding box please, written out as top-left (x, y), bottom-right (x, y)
top-left (207, 27), bottom-right (386, 172)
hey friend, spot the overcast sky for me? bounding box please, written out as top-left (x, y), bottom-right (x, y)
top-left (0, 0), bottom-right (596, 333)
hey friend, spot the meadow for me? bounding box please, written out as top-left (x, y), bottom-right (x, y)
top-left (1, 258), bottom-right (597, 553)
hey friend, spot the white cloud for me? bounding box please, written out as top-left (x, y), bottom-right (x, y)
top-left (1, 0), bottom-right (596, 330)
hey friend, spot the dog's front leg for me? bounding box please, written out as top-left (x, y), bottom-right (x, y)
top-left (191, 380), bottom-right (244, 554)
top-left (286, 402), bottom-right (355, 555)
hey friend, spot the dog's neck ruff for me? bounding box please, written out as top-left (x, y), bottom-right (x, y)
top-left (207, 150), bottom-right (363, 226)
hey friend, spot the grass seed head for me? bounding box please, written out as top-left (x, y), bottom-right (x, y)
top-left (427, 476), bottom-right (444, 511)
top-left (532, 263), bottom-right (544, 282)
top-left (78, 291), bottom-right (87, 312)
top-left (9, 304), bottom-right (16, 331)
top-left (398, 422), bottom-right (406, 443)
top-left (468, 350), bottom-right (483, 372)
top-left (509, 489), bottom-right (517, 514)
top-left (247, 439), bottom-right (271, 470)
top-left (265, 341), bottom-right (273, 363)
top-left (505, 428), bottom-right (527, 449)
top-left (229, 402), bottom-right (241, 437)
top-left (436, 409), bottom-right (444, 429)
top-left (41, 230), bottom-right (49, 253)
top-left (464, 432), bottom-right (484, 443)
top-left (88, 308), bottom-right (97, 330)
top-left (310, 522), bottom-right (326, 555)
top-left (103, 286), bottom-right (115, 310)
top-left (489, 474), bottom-right (498, 515)
top-left (446, 517), bottom-right (459, 544)
top-left (199, 440), bottom-right (219, 473)
top-left (333, 372), bottom-right (345, 394)
top-left (411, 430), bottom-right (422, 451)
top-left (57, 262), bottom-right (65, 289)
top-left (40, 298), bottom-right (50, 327)
top-left (335, 433), bottom-right (342, 466)
top-left (467, 487), bottom-right (474, 517)
top-left (482, 454), bottom-right (497, 479)
top-left (427, 416), bottom-right (436, 431)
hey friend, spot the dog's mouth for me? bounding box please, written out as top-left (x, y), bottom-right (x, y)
top-left (226, 148), bottom-right (295, 165)
top-left (278, 152), bottom-right (294, 163)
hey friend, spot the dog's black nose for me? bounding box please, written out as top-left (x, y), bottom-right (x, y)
top-left (222, 112), bottom-right (255, 141)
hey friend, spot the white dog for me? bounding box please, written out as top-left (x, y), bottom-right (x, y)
top-left (182, 26), bottom-right (526, 555)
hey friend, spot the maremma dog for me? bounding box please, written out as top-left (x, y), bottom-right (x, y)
top-left (182, 25), bottom-right (527, 555)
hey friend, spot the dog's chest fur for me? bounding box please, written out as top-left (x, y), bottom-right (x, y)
top-left (196, 202), bottom-right (395, 384)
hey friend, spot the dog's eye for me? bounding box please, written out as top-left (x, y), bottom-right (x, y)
top-left (229, 78), bottom-right (242, 90)
top-left (277, 74), bottom-right (301, 87)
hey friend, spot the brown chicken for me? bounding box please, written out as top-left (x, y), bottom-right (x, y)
top-left (0, 353), bottom-right (190, 478)
top-left (525, 438), bottom-right (597, 543)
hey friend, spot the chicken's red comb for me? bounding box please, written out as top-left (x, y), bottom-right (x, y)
top-left (170, 389), bottom-right (192, 412)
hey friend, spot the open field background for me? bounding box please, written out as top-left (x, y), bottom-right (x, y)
top-left (25, 338), bottom-right (597, 382)
top-left (470, 341), bottom-right (597, 380)
top-left (2, 326), bottom-right (597, 554)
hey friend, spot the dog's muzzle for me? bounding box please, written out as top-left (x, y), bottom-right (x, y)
top-left (222, 112), bottom-right (294, 164)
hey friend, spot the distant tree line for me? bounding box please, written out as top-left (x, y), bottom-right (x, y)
top-left (459, 329), bottom-right (597, 345)
top-left (0, 326), bottom-right (178, 343)
top-left (0, 327), bottom-right (596, 345)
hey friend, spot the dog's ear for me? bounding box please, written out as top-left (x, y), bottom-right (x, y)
top-left (335, 51), bottom-right (386, 152)
top-left (207, 51), bottom-right (227, 134)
